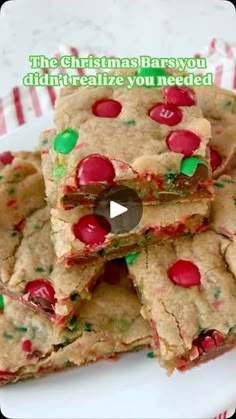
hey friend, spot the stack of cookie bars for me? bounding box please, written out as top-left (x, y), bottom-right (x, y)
top-left (0, 69), bottom-right (236, 384)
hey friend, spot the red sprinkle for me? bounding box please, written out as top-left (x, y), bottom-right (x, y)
top-left (22, 339), bottom-right (32, 352)
top-left (0, 151), bottom-right (14, 166)
top-left (72, 214), bottom-right (110, 245)
top-left (14, 219), bottom-right (25, 232)
top-left (163, 86), bottom-right (196, 107)
top-left (75, 154), bottom-right (115, 187)
top-left (209, 147), bottom-right (222, 171)
top-left (166, 129), bottom-right (201, 156)
top-left (92, 99), bottom-right (122, 118)
top-left (24, 280), bottom-right (56, 305)
top-left (168, 259), bottom-right (201, 287)
top-left (6, 199), bottom-right (17, 208)
top-left (149, 103), bottom-right (182, 126)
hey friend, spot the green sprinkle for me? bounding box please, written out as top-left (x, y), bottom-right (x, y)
top-left (53, 165), bottom-right (67, 179)
top-left (15, 326), bottom-right (28, 333)
top-left (53, 128), bottom-right (78, 155)
top-left (228, 326), bottom-right (236, 333)
top-left (146, 351), bottom-right (155, 358)
top-left (0, 295), bottom-right (4, 311)
top-left (123, 119), bottom-right (136, 126)
top-left (71, 322), bottom-right (79, 332)
top-left (136, 67), bottom-right (168, 87)
top-left (183, 232), bottom-right (192, 237)
top-left (49, 264), bottom-right (54, 274)
top-left (35, 267), bottom-right (45, 273)
top-left (125, 251), bottom-right (140, 265)
top-left (164, 170), bottom-right (177, 185)
top-left (3, 331), bottom-right (14, 340)
top-left (64, 360), bottom-right (73, 368)
top-left (7, 187), bottom-right (15, 196)
top-left (68, 315), bottom-right (77, 325)
top-left (224, 100), bottom-right (232, 108)
top-left (42, 138), bottom-right (48, 146)
top-left (214, 181), bottom-right (225, 188)
top-left (96, 249), bottom-right (105, 256)
top-left (222, 178), bottom-right (235, 184)
top-left (180, 157), bottom-right (207, 177)
top-left (13, 172), bottom-right (21, 179)
top-left (33, 224), bottom-right (42, 230)
top-left (85, 322), bottom-right (92, 332)
top-left (0, 176), bottom-right (3, 180)
top-left (9, 231), bottom-right (17, 237)
top-left (198, 326), bottom-right (206, 335)
top-left (67, 315), bottom-right (80, 331)
top-left (214, 286), bottom-right (221, 300)
top-left (70, 293), bottom-right (80, 302)
top-left (233, 198), bottom-right (236, 206)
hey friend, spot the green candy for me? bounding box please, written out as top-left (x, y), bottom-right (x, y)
top-left (136, 67), bottom-right (168, 87)
top-left (53, 128), bottom-right (78, 154)
top-left (53, 165), bottom-right (67, 179)
top-left (125, 251), bottom-right (140, 265)
top-left (180, 157), bottom-right (207, 177)
top-left (0, 294), bottom-right (4, 311)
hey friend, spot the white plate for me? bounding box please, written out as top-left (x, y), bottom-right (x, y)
top-left (0, 115), bottom-right (236, 419)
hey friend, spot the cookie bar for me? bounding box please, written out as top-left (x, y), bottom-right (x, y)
top-left (41, 137), bottom-right (209, 264)
top-left (51, 201), bottom-right (209, 265)
top-left (0, 151), bottom-right (45, 229)
top-left (0, 271), bottom-right (151, 385)
top-left (195, 86), bottom-right (236, 178)
top-left (127, 230), bottom-right (236, 374)
top-left (0, 206), bottom-right (104, 325)
top-left (44, 69), bottom-right (213, 208)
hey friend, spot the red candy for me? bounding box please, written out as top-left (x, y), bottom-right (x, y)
top-left (75, 154), bottom-right (115, 187)
top-left (149, 103), bottom-right (182, 126)
top-left (92, 99), bottom-right (122, 118)
top-left (166, 129), bottom-right (201, 156)
top-left (72, 214), bottom-right (110, 245)
top-left (200, 335), bottom-right (216, 352)
top-left (168, 259), bottom-right (201, 287)
top-left (212, 330), bottom-right (224, 345)
top-left (163, 86), bottom-right (196, 107)
top-left (22, 340), bottom-right (32, 352)
top-left (0, 151), bottom-right (14, 166)
top-left (193, 330), bottom-right (224, 354)
top-left (24, 280), bottom-right (56, 305)
top-left (209, 147), bottom-right (222, 171)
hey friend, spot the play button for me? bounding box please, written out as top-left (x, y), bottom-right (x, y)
top-left (94, 185), bottom-right (143, 234)
top-left (110, 201), bottom-right (128, 219)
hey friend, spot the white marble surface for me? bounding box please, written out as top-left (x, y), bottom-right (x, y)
top-left (0, 0), bottom-right (235, 94)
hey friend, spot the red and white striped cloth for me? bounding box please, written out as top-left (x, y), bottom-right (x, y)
top-left (0, 39), bottom-right (236, 137)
